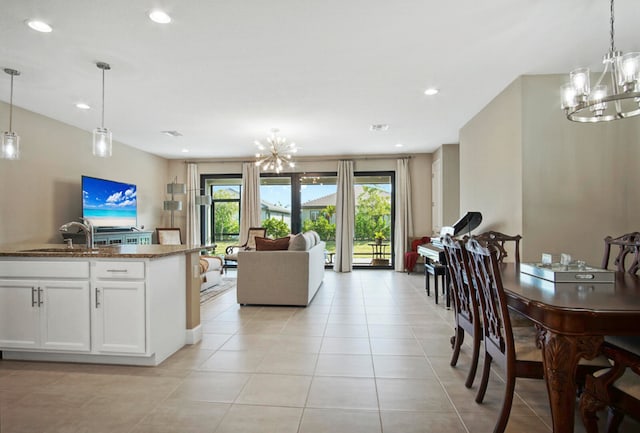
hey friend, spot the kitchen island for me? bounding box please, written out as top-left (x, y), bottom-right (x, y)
top-left (0, 243), bottom-right (205, 366)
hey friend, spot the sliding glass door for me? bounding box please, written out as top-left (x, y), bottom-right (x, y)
top-left (201, 171), bottom-right (394, 268)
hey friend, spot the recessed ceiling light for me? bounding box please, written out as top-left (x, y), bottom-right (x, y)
top-left (181, 148), bottom-right (189, 153)
top-left (424, 88), bottom-right (439, 96)
top-left (395, 143), bottom-right (404, 147)
top-left (370, 124), bottom-right (389, 131)
top-left (25, 20), bottom-right (52, 33)
top-left (75, 102), bottom-right (91, 110)
top-left (149, 10), bottom-right (172, 24)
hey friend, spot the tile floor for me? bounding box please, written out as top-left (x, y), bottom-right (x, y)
top-left (1, 270), bottom-right (639, 433)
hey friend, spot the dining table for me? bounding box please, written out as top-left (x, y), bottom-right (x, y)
top-left (500, 264), bottom-right (640, 433)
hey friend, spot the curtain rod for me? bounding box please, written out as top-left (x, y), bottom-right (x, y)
top-left (183, 154), bottom-right (417, 164)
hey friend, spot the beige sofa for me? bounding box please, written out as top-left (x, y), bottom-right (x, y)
top-left (236, 240), bottom-right (325, 306)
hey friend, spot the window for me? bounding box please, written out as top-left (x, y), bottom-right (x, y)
top-left (202, 176), bottom-right (242, 253)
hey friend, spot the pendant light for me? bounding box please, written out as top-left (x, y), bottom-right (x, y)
top-left (560, 0), bottom-right (640, 122)
top-left (1, 68), bottom-right (21, 160)
top-left (93, 62), bottom-right (112, 157)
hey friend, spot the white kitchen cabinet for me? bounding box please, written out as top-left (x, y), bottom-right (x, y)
top-left (0, 278), bottom-right (91, 351)
top-left (0, 254), bottom-right (186, 366)
top-left (93, 280), bottom-right (146, 354)
top-left (92, 261), bottom-right (146, 354)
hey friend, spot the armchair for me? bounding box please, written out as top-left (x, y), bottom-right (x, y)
top-left (224, 227), bottom-right (267, 271)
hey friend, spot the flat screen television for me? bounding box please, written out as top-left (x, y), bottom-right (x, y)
top-left (82, 175), bottom-right (137, 229)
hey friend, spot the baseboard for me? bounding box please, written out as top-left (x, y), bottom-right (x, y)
top-left (185, 324), bottom-right (203, 344)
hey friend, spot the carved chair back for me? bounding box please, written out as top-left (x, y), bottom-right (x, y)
top-left (466, 237), bottom-right (513, 370)
top-left (442, 234), bottom-right (483, 388)
top-left (601, 232), bottom-right (640, 275)
top-left (474, 230), bottom-right (522, 264)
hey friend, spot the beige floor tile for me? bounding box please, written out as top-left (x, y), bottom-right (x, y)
top-left (199, 350), bottom-right (268, 373)
top-left (169, 371), bottom-right (249, 403)
top-left (326, 313), bottom-right (368, 325)
top-left (368, 324), bottom-right (416, 339)
top-left (219, 334), bottom-right (280, 351)
top-left (235, 373), bottom-right (312, 407)
top-left (306, 376), bottom-right (378, 410)
top-left (380, 410), bottom-right (468, 433)
top-left (299, 408), bottom-right (382, 433)
top-left (257, 351), bottom-right (318, 375)
top-left (314, 353), bottom-right (374, 377)
top-left (324, 323), bottom-right (369, 338)
top-left (320, 337), bottom-right (371, 354)
top-left (376, 378), bottom-right (455, 412)
top-left (271, 335), bottom-right (323, 353)
top-left (370, 337), bottom-right (425, 356)
top-left (214, 404), bottom-right (303, 433)
top-left (136, 400), bottom-right (230, 433)
top-left (372, 355), bottom-right (435, 379)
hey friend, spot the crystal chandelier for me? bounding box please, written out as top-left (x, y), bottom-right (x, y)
top-left (93, 61), bottom-right (112, 157)
top-left (254, 128), bottom-right (298, 173)
top-left (560, 0), bottom-right (639, 123)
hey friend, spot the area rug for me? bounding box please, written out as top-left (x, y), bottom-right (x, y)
top-left (200, 277), bottom-right (236, 304)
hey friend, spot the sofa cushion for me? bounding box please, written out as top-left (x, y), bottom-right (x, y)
top-left (288, 233), bottom-right (308, 251)
top-left (255, 236), bottom-right (291, 251)
top-left (308, 230), bottom-right (321, 245)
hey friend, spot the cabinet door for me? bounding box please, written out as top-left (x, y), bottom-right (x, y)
top-left (40, 280), bottom-right (91, 352)
top-left (0, 279), bottom-right (39, 349)
top-left (93, 281), bottom-right (146, 354)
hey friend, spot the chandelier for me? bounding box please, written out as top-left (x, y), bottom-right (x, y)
top-left (560, 0), bottom-right (639, 123)
top-left (254, 128), bottom-right (298, 173)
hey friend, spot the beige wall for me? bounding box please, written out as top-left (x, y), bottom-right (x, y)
top-left (460, 74), bottom-right (640, 265)
top-left (167, 154), bottom-right (433, 240)
top-left (0, 101), bottom-right (168, 245)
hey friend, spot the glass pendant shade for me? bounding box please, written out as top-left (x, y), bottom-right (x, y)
top-left (92, 127), bottom-right (112, 158)
top-left (1, 131), bottom-right (20, 160)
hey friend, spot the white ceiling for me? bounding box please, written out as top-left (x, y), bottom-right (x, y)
top-left (1, 0), bottom-right (638, 160)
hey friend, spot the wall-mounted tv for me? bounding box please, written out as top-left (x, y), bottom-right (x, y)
top-left (82, 175), bottom-right (137, 229)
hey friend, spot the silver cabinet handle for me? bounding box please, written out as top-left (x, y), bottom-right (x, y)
top-left (31, 287), bottom-right (37, 307)
top-left (37, 287), bottom-right (43, 306)
top-left (106, 269), bottom-right (128, 273)
top-left (95, 287), bottom-right (101, 308)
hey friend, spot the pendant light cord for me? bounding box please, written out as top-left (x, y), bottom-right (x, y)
top-left (101, 67), bottom-right (105, 129)
top-left (609, 0), bottom-right (616, 53)
top-left (8, 73), bottom-right (14, 131)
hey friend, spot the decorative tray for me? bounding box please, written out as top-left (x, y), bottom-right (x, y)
top-left (520, 262), bottom-right (614, 283)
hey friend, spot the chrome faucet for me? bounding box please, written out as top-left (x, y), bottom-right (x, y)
top-left (59, 219), bottom-right (94, 249)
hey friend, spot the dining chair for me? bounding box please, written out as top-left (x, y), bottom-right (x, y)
top-left (474, 230), bottom-right (522, 264)
top-left (580, 336), bottom-right (640, 433)
top-left (156, 227), bottom-right (182, 245)
top-left (442, 234), bottom-right (482, 388)
top-left (465, 236), bottom-right (544, 433)
top-left (601, 232), bottom-right (640, 275)
top-left (224, 227), bottom-right (267, 271)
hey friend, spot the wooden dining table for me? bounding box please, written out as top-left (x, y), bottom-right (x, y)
top-left (500, 264), bottom-right (640, 433)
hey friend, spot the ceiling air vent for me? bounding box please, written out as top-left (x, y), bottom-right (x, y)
top-left (370, 124), bottom-right (389, 131)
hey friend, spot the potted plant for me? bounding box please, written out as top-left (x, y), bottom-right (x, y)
top-left (374, 231), bottom-right (385, 245)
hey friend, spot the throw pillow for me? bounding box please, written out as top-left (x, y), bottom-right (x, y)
top-left (255, 236), bottom-right (290, 251)
top-left (288, 233), bottom-right (308, 251)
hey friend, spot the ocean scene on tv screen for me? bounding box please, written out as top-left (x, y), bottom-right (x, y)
top-left (82, 176), bottom-right (137, 227)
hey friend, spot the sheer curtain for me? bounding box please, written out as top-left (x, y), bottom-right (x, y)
top-left (239, 162), bottom-right (261, 245)
top-left (334, 160), bottom-right (355, 272)
top-left (394, 157), bottom-right (413, 271)
top-left (186, 163), bottom-right (199, 245)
